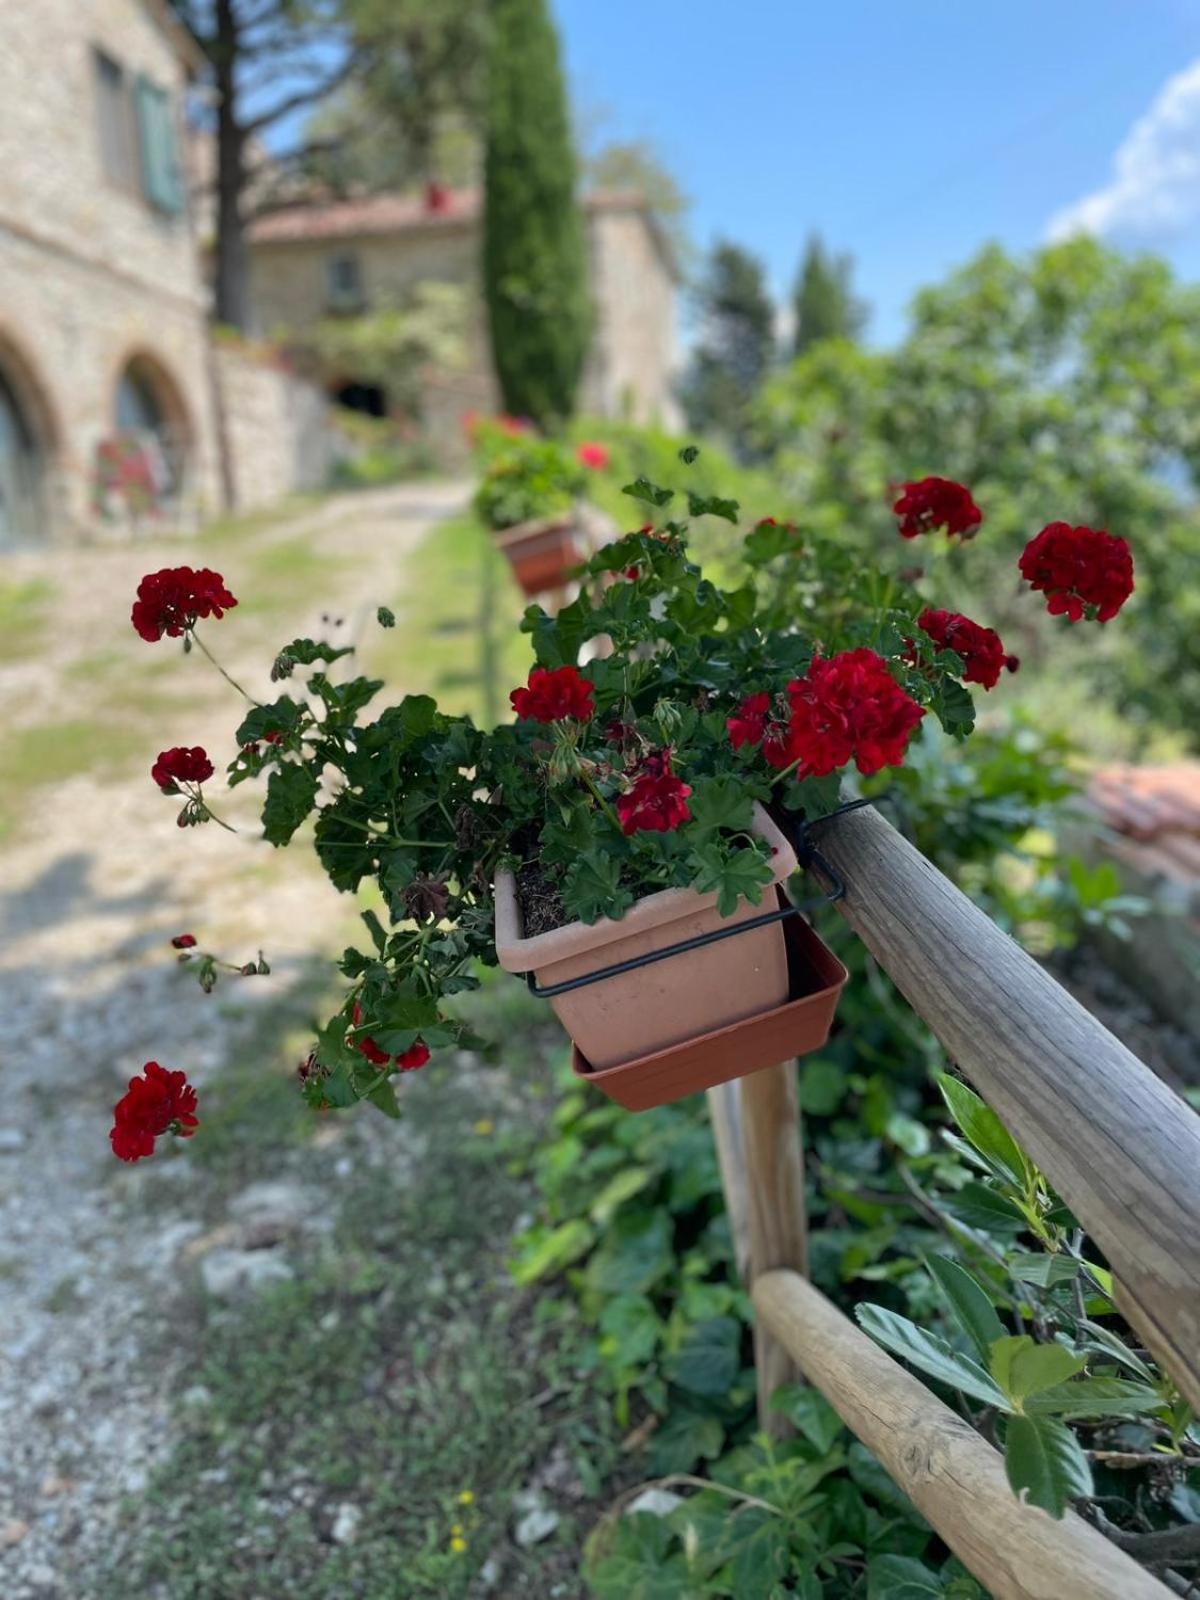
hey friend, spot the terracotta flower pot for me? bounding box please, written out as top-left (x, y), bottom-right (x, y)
top-left (494, 804), bottom-right (798, 1070)
top-left (495, 513), bottom-right (591, 598)
top-left (570, 911), bottom-right (848, 1111)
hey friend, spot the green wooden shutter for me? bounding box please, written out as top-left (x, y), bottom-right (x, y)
top-left (134, 74), bottom-right (184, 215)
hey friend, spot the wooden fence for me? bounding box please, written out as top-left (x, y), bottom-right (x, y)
top-left (709, 803), bottom-right (1200, 1600)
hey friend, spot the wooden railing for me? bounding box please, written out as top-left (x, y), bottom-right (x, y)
top-left (710, 803), bottom-right (1200, 1600)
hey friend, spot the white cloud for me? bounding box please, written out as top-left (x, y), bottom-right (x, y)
top-left (1049, 58), bottom-right (1200, 242)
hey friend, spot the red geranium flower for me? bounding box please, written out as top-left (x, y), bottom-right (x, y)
top-left (727, 692), bottom-right (772, 750)
top-left (893, 478), bottom-right (982, 540)
top-left (617, 751), bottom-right (692, 835)
top-left (352, 1005), bottom-right (430, 1073)
top-left (171, 933), bottom-right (197, 949)
top-left (510, 665), bottom-right (595, 723)
top-left (918, 607), bottom-right (1011, 691)
top-left (131, 567), bottom-right (237, 642)
top-left (152, 746), bottom-right (214, 793)
top-left (786, 648), bottom-right (925, 778)
top-left (110, 1062), bottom-right (199, 1162)
top-left (577, 441), bottom-right (610, 470)
top-left (1018, 522), bottom-right (1134, 622)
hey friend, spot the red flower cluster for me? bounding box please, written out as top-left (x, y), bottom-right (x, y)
top-left (917, 608), bottom-right (1017, 691)
top-left (617, 750), bottom-right (693, 835)
top-left (131, 567), bottom-right (237, 642)
top-left (577, 441), bottom-right (610, 470)
top-left (152, 746), bottom-right (214, 792)
top-left (727, 692), bottom-right (772, 750)
top-left (110, 1062), bottom-right (199, 1162)
top-left (352, 1007), bottom-right (430, 1073)
top-left (510, 665), bottom-right (595, 723)
top-left (171, 933), bottom-right (197, 950)
top-left (893, 478), bottom-right (982, 540)
top-left (1018, 522), bottom-right (1134, 622)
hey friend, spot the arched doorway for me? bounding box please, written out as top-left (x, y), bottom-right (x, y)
top-left (107, 353), bottom-right (191, 516)
top-left (0, 353), bottom-right (50, 550)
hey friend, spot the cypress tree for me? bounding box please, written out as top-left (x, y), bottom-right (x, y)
top-left (483, 0), bottom-right (590, 427)
top-left (792, 234), bottom-right (868, 356)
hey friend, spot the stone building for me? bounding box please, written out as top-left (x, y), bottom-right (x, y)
top-left (0, 0), bottom-right (223, 547)
top-left (246, 187), bottom-right (681, 435)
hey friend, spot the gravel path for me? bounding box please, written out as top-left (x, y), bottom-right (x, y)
top-left (0, 482), bottom-right (468, 1598)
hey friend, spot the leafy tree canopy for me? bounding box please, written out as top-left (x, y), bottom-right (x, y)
top-left (792, 233), bottom-right (868, 355)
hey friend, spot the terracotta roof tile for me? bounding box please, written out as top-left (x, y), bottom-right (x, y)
top-left (1089, 763), bottom-right (1200, 895)
top-left (249, 187), bottom-right (650, 245)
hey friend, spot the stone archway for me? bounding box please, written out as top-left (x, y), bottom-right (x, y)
top-left (110, 350), bottom-right (193, 509)
top-left (0, 331), bottom-right (58, 550)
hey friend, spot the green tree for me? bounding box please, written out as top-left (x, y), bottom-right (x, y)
top-left (586, 139), bottom-right (691, 269)
top-left (170, 0), bottom-right (355, 329)
top-left (791, 233), bottom-right (867, 354)
top-left (483, 0), bottom-right (591, 427)
top-left (682, 241), bottom-right (775, 459)
top-left (755, 236), bottom-right (1200, 743)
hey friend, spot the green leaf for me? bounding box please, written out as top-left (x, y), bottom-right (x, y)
top-left (678, 444), bottom-right (700, 464)
top-left (589, 1165), bottom-right (654, 1226)
top-left (685, 490), bottom-right (740, 523)
top-left (937, 1075), bottom-right (1029, 1189)
top-left (1025, 1375), bottom-right (1164, 1419)
top-left (799, 1056), bottom-right (847, 1115)
top-left (855, 1305), bottom-right (1009, 1409)
top-left (261, 761), bottom-right (318, 846)
top-left (587, 1210), bottom-right (675, 1296)
top-left (271, 637), bottom-right (355, 674)
top-left (235, 695), bottom-right (305, 747)
top-left (686, 775), bottom-right (756, 844)
top-left (509, 1219), bottom-right (596, 1286)
top-left (598, 1295), bottom-right (663, 1366)
top-left (585, 1514), bottom-right (691, 1600)
top-left (927, 1256), bottom-right (1006, 1364)
top-left (945, 1180), bottom-right (1027, 1236)
top-left (376, 606), bottom-right (395, 628)
top-left (688, 842), bottom-right (773, 918)
top-left (646, 1406), bottom-right (726, 1474)
top-left (867, 1554), bottom-right (946, 1598)
top-left (989, 1336), bottom-right (1086, 1404)
top-left (725, 1510), bottom-right (789, 1595)
top-left (1004, 1414), bottom-right (1092, 1517)
top-left (622, 476), bottom-right (675, 508)
top-left (663, 1316), bottom-right (741, 1397)
top-left (788, 772), bottom-right (843, 820)
top-left (771, 1384), bottom-right (845, 1453)
top-left (561, 853), bottom-right (634, 925)
top-left (930, 676), bottom-right (977, 739)
top-left (360, 909), bottom-right (387, 955)
top-left (1007, 1252), bottom-right (1080, 1287)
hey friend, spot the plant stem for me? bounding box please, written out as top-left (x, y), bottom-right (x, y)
top-left (191, 628), bottom-right (261, 705)
top-left (579, 764), bottom-right (624, 833)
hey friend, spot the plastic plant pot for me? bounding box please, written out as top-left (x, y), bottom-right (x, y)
top-left (494, 513), bottom-right (591, 598)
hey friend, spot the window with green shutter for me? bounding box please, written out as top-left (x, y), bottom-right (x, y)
top-left (134, 75), bottom-right (185, 216)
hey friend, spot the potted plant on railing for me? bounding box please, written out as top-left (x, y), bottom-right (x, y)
top-left (116, 459), bottom-right (1134, 1153)
top-left (472, 423), bottom-right (614, 598)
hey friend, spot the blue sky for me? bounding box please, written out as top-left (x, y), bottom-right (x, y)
top-left (554, 0), bottom-right (1200, 344)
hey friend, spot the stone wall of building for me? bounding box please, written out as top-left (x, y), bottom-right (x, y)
top-left (213, 345), bottom-right (335, 513)
top-left (0, 0), bottom-right (220, 542)
top-left (581, 207), bottom-right (681, 429)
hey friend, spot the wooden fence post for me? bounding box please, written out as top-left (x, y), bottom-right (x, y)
top-left (736, 1060), bottom-right (809, 1435)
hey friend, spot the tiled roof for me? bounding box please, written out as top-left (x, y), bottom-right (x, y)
top-left (1089, 763), bottom-right (1200, 887)
top-left (248, 187), bottom-right (650, 245)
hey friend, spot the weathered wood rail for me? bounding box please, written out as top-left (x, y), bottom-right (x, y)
top-left (718, 802), bottom-right (1200, 1599)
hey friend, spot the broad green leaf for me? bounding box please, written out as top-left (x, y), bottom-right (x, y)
top-left (664, 1317), bottom-right (741, 1397)
top-left (647, 1405), bottom-right (726, 1474)
top-left (989, 1336), bottom-right (1086, 1403)
top-left (1077, 1319), bottom-right (1156, 1382)
top-left (724, 1510), bottom-right (789, 1594)
top-left (622, 476), bottom-right (674, 508)
top-left (867, 1554), bottom-right (945, 1598)
top-left (561, 853), bottom-right (634, 925)
top-left (686, 490), bottom-right (740, 523)
top-left (1004, 1414), bottom-right (1092, 1517)
top-left (587, 1210), bottom-right (675, 1296)
top-left (1025, 1376), bottom-right (1163, 1419)
top-left (855, 1304), bottom-right (1008, 1409)
top-left (678, 444), bottom-right (700, 464)
top-left (509, 1219), bottom-right (595, 1286)
top-left (589, 1166), bottom-right (654, 1226)
top-left (1008, 1252), bottom-right (1080, 1288)
top-left (799, 1056), bottom-right (847, 1115)
top-left (771, 1384), bottom-right (845, 1453)
top-left (686, 775), bottom-right (755, 844)
top-left (585, 1513), bottom-right (691, 1600)
top-left (261, 761), bottom-right (318, 846)
top-left (688, 842), bottom-right (773, 918)
top-left (945, 1180), bottom-right (1027, 1236)
top-left (598, 1295), bottom-right (663, 1366)
top-left (927, 1256), bottom-right (1006, 1364)
top-left (937, 1075), bottom-right (1029, 1189)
